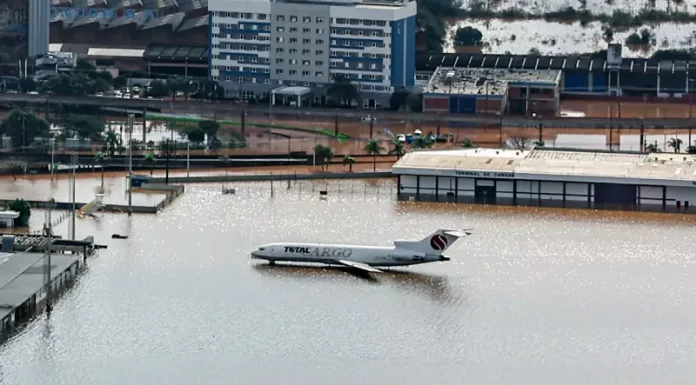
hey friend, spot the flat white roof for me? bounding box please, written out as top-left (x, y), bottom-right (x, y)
top-left (0, 211), bottom-right (20, 219)
top-left (393, 148), bottom-right (696, 187)
top-left (87, 48), bottom-right (146, 58)
top-left (272, 86), bottom-right (312, 96)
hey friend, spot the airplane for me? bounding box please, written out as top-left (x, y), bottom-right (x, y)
top-left (250, 228), bottom-right (473, 274)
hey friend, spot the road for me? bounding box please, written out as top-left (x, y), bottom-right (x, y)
top-left (2, 92), bottom-right (696, 129)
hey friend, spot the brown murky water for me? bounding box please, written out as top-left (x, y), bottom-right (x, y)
top-left (1, 178), bottom-right (695, 385)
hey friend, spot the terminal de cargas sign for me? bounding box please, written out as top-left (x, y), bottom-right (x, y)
top-left (454, 170), bottom-right (515, 178)
top-left (50, 7), bottom-right (155, 20)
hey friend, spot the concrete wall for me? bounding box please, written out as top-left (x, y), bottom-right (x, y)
top-left (149, 171), bottom-right (393, 184)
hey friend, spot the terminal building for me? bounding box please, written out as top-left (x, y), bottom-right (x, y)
top-left (422, 67), bottom-right (561, 116)
top-left (392, 147), bottom-right (696, 213)
top-left (208, 0), bottom-right (417, 108)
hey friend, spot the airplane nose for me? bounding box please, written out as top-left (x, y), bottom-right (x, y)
top-left (250, 250), bottom-right (260, 258)
top-left (439, 255), bottom-right (450, 261)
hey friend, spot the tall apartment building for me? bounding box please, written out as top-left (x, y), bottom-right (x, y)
top-left (0, 0), bottom-right (50, 76)
top-left (208, 0), bottom-right (416, 108)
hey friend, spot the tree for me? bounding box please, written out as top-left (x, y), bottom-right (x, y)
top-left (688, 144), bottom-right (696, 154)
top-left (533, 140), bottom-right (546, 147)
top-left (186, 128), bottom-right (206, 143)
top-left (0, 108), bottom-right (51, 150)
top-left (363, 139), bottom-right (385, 171)
top-left (147, 80), bottom-right (169, 98)
top-left (313, 144), bottom-right (334, 171)
top-left (646, 142), bottom-right (660, 152)
top-left (104, 130), bottom-right (120, 157)
top-left (507, 137), bottom-right (531, 150)
top-left (389, 90), bottom-right (410, 111)
top-left (64, 114), bottom-right (104, 141)
top-left (454, 26), bottom-right (483, 46)
top-left (143, 152), bottom-right (156, 175)
top-left (113, 74), bottom-right (128, 90)
top-left (94, 151), bottom-right (107, 188)
top-left (390, 140), bottom-right (405, 159)
top-left (461, 138), bottom-right (475, 148)
top-left (198, 120), bottom-right (221, 142)
top-left (668, 137), bottom-right (683, 153)
top-left (40, 73), bottom-right (95, 96)
top-left (197, 78), bottom-right (224, 102)
top-left (342, 155), bottom-right (355, 172)
top-left (603, 27), bottom-right (614, 43)
top-left (411, 136), bottom-right (434, 149)
top-left (8, 199), bottom-right (31, 227)
top-left (327, 75), bottom-right (358, 106)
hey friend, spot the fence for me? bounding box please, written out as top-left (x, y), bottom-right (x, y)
top-left (197, 179), bottom-right (398, 200)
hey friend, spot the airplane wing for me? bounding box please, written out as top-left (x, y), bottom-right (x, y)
top-left (336, 260), bottom-right (383, 273)
top-left (444, 228), bottom-right (474, 237)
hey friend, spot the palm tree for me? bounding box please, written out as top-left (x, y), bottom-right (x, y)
top-left (390, 140), bottom-right (405, 159)
top-left (667, 138), bottom-right (683, 153)
top-left (105, 130), bottom-right (120, 157)
top-left (342, 155), bottom-right (355, 172)
top-left (363, 139), bottom-right (385, 171)
top-left (94, 151), bottom-right (106, 187)
top-left (533, 140), bottom-right (545, 147)
top-left (143, 152), bottom-right (156, 175)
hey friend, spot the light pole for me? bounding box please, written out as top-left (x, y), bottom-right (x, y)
top-left (50, 137), bottom-right (55, 181)
top-left (127, 113), bottom-right (133, 216)
top-left (70, 153), bottom-right (76, 240)
top-left (186, 141), bottom-right (190, 177)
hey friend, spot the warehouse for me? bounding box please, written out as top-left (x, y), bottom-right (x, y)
top-left (415, 44), bottom-right (696, 98)
top-left (422, 67), bottom-right (561, 116)
top-left (392, 147), bottom-right (696, 213)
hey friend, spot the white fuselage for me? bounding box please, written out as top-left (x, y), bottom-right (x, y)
top-left (250, 242), bottom-right (449, 267)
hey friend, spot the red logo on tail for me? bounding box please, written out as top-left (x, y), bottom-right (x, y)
top-left (430, 235), bottom-right (448, 251)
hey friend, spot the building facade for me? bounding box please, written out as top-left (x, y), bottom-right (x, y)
top-left (393, 148), bottom-right (696, 214)
top-left (208, 0), bottom-right (416, 108)
top-left (0, 0), bottom-right (49, 76)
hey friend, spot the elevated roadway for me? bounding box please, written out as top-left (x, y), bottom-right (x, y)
top-left (0, 93), bottom-right (695, 129)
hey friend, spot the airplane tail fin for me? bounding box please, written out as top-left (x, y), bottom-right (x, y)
top-left (394, 228), bottom-right (473, 254)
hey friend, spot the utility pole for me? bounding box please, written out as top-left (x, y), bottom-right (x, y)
top-left (165, 139), bottom-right (170, 184)
top-left (128, 114), bottom-right (133, 216)
top-left (45, 198), bottom-right (55, 314)
top-left (70, 153), bottom-right (77, 240)
top-left (241, 107), bottom-right (246, 138)
top-left (50, 138), bottom-right (55, 181)
top-left (334, 113), bottom-right (338, 136)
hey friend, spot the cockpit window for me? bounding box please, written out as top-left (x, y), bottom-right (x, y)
top-left (259, 248), bottom-right (265, 251)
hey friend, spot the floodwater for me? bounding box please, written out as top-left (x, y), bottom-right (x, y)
top-left (446, 19), bottom-right (696, 57)
top-left (1, 178), bottom-right (696, 385)
top-left (0, 173), bottom-right (166, 206)
top-left (461, 0), bottom-right (693, 17)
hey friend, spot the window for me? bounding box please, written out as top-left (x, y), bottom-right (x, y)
top-left (316, 17), bottom-right (324, 23)
top-left (276, 69), bottom-right (284, 74)
top-left (257, 14), bottom-right (267, 20)
top-left (290, 16), bottom-right (297, 22)
top-left (290, 59), bottom-right (297, 64)
top-left (315, 71), bottom-right (323, 77)
top-left (290, 27), bottom-right (297, 32)
top-left (289, 70), bottom-right (297, 75)
top-left (289, 48), bottom-right (297, 53)
top-left (302, 70), bottom-right (310, 76)
top-left (357, 63), bottom-right (363, 68)
top-left (303, 16), bottom-right (311, 23)
top-left (315, 50), bottom-right (323, 55)
top-left (316, 28), bottom-right (324, 34)
top-left (276, 58), bottom-right (284, 63)
top-left (357, 41), bottom-right (364, 47)
top-left (370, 63), bottom-right (377, 69)
top-left (276, 48), bottom-right (284, 53)
top-left (290, 38), bottom-right (297, 43)
top-left (315, 61), bottom-right (323, 66)
top-left (331, 29), bottom-right (337, 34)
top-left (302, 39), bottom-right (310, 44)
top-left (315, 39), bottom-right (323, 44)
top-left (276, 15), bottom-right (284, 21)
top-left (302, 60), bottom-right (310, 65)
top-left (277, 37), bottom-right (284, 42)
top-left (277, 27), bottom-right (284, 32)
top-left (303, 28), bottom-right (311, 33)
